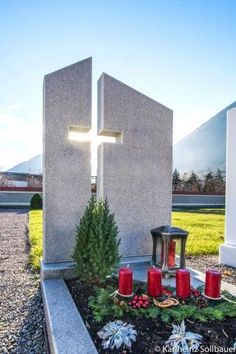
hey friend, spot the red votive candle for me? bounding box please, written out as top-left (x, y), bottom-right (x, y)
top-left (147, 267), bottom-right (162, 297)
top-left (205, 270), bottom-right (221, 299)
top-left (119, 267), bottom-right (133, 296)
top-left (168, 241), bottom-right (176, 267)
top-left (176, 269), bottom-right (191, 298)
top-left (161, 241), bottom-right (176, 267)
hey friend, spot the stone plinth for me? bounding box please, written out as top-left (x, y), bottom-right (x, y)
top-left (219, 107), bottom-right (236, 267)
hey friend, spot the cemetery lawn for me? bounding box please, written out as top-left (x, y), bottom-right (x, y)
top-left (28, 208), bottom-right (225, 269)
top-left (28, 210), bottom-right (43, 269)
top-left (172, 208), bottom-right (225, 256)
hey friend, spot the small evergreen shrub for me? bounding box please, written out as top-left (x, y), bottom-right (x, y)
top-left (30, 193), bottom-right (42, 210)
top-left (72, 197), bottom-right (121, 284)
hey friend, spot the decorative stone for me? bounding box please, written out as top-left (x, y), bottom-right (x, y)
top-left (43, 58), bottom-right (92, 263)
top-left (97, 73), bottom-right (173, 257)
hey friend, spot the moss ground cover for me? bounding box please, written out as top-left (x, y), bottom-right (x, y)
top-left (172, 208), bottom-right (225, 255)
top-left (28, 210), bottom-right (43, 270)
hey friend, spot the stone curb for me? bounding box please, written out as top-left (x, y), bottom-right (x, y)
top-left (41, 278), bottom-right (98, 354)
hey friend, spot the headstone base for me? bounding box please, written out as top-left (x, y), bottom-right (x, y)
top-left (219, 244), bottom-right (236, 268)
top-left (41, 260), bottom-right (76, 280)
top-left (41, 257), bottom-right (152, 280)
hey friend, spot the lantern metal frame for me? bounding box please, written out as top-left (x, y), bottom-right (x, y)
top-left (151, 225), bottom-right (189, 278)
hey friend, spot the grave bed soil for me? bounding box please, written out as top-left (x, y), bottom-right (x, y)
top-left (67, 278), bottom-right (236, 354)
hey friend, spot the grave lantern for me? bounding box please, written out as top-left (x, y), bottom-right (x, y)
top-left (150, 225), bottom-right (188, 278)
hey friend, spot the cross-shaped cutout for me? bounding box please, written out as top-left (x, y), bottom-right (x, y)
top-left (69, 125), bottom-right (123, 175)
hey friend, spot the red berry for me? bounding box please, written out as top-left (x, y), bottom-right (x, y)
top-left (134, 295), bottom-right (139, 301)
top-left (139, 296), bottom-right (142, 300)
top-left (142, 304), bottom-right (147, 308)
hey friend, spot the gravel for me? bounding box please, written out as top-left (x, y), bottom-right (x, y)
top-left (187, 255), bottom-right (236, 286)
top-left (0, 209), bottom-right (47, 354)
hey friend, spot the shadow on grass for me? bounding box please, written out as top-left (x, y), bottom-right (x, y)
top-left (173, 208), bottom-right (225, 215)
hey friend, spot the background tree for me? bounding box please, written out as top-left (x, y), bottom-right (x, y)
top-left (185, 171), bottom-right (202, 192)
top-left (172, 169), bottom-right (225, 193)
top-left (30, 193), bottom-right (42, 210)
top-left (214, 169), bottom-right (225, 193)
top-left (180, 173), bottom-right (188, 191)
top-left (172, 169), bottom-right (181, 191)
top-left (203, 171), bottom-right (215, 192)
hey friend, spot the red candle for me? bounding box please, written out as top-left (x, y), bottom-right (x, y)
top-left (205, 270), bottom-right (221, 299)
top-left (161, 241), bottom-right (176, 267)
top-left (147, 267), bottom-right (162, 297)
top-left (168, 241), bottom-right (176, 267)
top-left (119, 267), bottom-right (133, 296)
top-left (176, 269), bottom-right (191, 298)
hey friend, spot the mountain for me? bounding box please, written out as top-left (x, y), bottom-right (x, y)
top-left (173, 101), bottom-right (236, 175)
top-left (8, 101), bottom-right (236, 175)
top-left (8, 154), bottom-right (42, 174)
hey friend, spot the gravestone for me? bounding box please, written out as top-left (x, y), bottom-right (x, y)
top-left (43, 58), bottom-right (92, 263)
top-left (219, 107), bottom-right (236, 267)
top-left (97, 74), bottom-right (173, 257)
top-left (43, 57), bottom-right (173, 272)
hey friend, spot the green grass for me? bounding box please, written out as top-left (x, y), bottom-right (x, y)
top-left (28, 210), bottom-right (43, 270)
top-left (27, 208), bottom-right (225, 269)
top-left (172, 208), bottom-right (225, 255)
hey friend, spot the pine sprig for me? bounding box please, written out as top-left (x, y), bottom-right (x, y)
top-left (88, 286), bottom-right (236, 324)
top-left (88, 287), bottom-right (127, 322)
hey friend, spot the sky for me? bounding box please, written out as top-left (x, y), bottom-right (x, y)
top-left (0, 0), bottom-right (236, 171)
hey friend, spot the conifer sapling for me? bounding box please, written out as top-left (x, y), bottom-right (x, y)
top-left (72, 197), bottom-right (121, 284)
